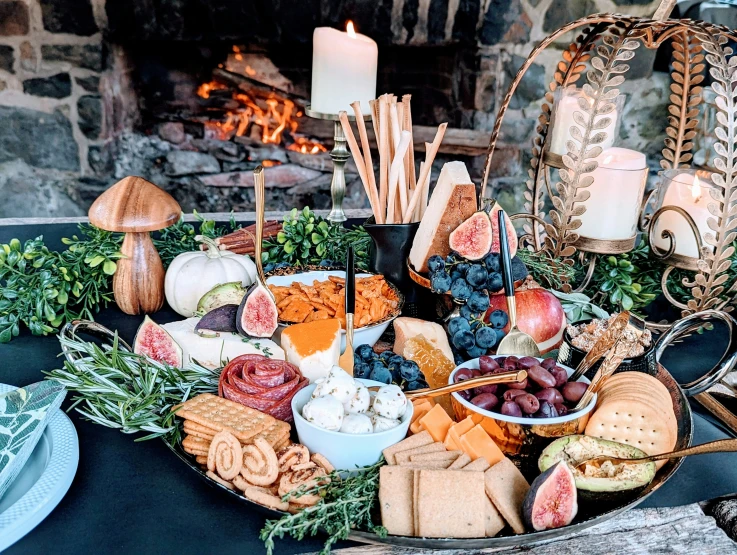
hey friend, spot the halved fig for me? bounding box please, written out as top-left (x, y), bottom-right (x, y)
top-left (448, 210), bottom-right (493, 260)
top-left (522, 461), bottom-right (578, 531)
top-left (195, 304), bottom-right (239, 335)
top-left (133, 315), bottom-right (184, 367)
top-left (236, 282), bottom-right (278, 338)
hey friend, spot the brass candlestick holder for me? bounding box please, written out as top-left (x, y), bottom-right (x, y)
top-left (477, 0), bottom-right (737, 326)
top-left (305, 107), bottom-right (370, 224)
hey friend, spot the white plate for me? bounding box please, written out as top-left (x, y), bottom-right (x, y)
top-left (0, 383), bottom-right (79, 552)
top-left (267, 270), bottom-right (400, 350)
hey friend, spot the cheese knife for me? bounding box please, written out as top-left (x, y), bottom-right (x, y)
top-left (338, 245), bottom-right (356, 374)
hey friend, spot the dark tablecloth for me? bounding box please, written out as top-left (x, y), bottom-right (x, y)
top-left (2, 222), bottom-right (737, 555)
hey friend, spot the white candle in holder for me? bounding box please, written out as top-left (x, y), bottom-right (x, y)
top-left (576, 147), bottom-right (648, 241)
top-left (549, 88), bottom-right (621, 156)
top-left (311, 22), bottom-right (378, 115)
top-left (653, 171), bottom-right (715, 259)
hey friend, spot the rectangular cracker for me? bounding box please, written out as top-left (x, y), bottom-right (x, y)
top-left (174, 393), bottom-right (270, 442)
top-left (383, 431), bottom-right (433, 464)
top-left (195, 455), bottom-right (208, 465)
top-left (394, 442), bottom-right (446, 465)
top-left (379, 466), bottom-right (415, 536)
top-left (416, 470), bottom-right (486, 538)
top-left (410, 450), bottom-right (462, 463)
top-left (484, 459), bottom-right (530, 534)
top-left (484, 495), bottom-right (506, 537)
top-left (183, 420), bottom-right (217, 436)
top-left (413, 471), bottom-right (420, 534)
top-left (463, 457), bottom-right (491, 472)
top-left (253, 420), bottom-right (291, 447)
top-left (398, 460), bottom-right (453, 470)
top-left (448, 453), bottom-right (472, 470)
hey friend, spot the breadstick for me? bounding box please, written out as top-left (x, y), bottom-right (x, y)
top-left (338, 111), bottom-right (379, 219)
top-left (389, 102), bottom-right (408, 216)
top-left (419, 159), bottom-right (431, 219)
top-left (403, 123), bottom-right (447, 223)
top-left (386, 130), bottom-right (412, 224)
top-left (378, 97), bottom-right (390, 222)
top-left (402, 94), bottom-right (416, 191)
top-left (369, 99), bottom-right (380, 140)
top-left (350, 101), bottom-right (382, 224)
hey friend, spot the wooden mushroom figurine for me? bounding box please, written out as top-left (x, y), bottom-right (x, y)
top-left (89, 176), bottom-right (181, 315)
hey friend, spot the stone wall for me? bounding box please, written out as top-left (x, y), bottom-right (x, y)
top-left (0, 0), bottom-right (672, 218)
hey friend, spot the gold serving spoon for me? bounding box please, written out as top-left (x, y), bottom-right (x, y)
top-left (252, 165), bottom-right (276, 303)
top-left (367, 370), bottom-right (528, 399)
top-left (574, 438), bottom-right (737, 472)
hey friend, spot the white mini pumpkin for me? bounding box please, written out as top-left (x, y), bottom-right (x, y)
top-left (164, 235), bottom-right (257, 317)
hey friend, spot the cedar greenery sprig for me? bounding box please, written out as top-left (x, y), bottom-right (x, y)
top-left (260, 458), bottom-right (386, 555)
top-left (47, 333), bottom-right (219, 441)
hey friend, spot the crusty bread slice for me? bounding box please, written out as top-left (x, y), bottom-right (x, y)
top-left (409, 161), bottom-right (477, 273)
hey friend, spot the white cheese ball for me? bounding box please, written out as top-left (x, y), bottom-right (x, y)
top-left (302, 395), bottom-right (344, 431)
top-left (322, 365), bottom-right (357, 404)
top-left (310, 378), bottom-right (327, 399)
top-left (372, 384), bottom-right (407, 420)
top-left (339, 413), bottom-right (374, 434)
top-left (344, 383), bottom-right (370, 414)
top-left (372, 414), bottom-right (401, 432)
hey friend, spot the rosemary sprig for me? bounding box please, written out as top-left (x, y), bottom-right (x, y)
top-left (260, 459), bottom-right (386, 555)
top-left (47, 334), bottom-right (219, 441)
top-left (516, 248), bottom-right (576, 290)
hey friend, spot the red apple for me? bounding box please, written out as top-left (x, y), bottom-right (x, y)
top-left (485, 280), bottom-right (566, 354)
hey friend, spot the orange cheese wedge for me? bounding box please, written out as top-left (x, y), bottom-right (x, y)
top-left (458, 424), bottom-right (505, 467)
top-left (444, 416), bottom-right (475, 451)
top-left (409, 402), bottom-right (433, 435)
top-left (418, 404), bottom-right (454, 443)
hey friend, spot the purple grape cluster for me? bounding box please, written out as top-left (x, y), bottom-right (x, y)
top-left (453, 355), bottom-right (588, 419)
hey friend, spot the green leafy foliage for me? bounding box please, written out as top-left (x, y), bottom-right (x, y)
top-left (47, 333), bottom-right (219, 441)
top-left (0, 225), bottom-right (123, 342)
top-left (264, 207), bottom-right (371, 269)
top-left (154, 211), bottom-right (240, 268)
top-left (516, 249), bottom-right (576, 291)
top-left (260, 458), bottom-right (386, 555)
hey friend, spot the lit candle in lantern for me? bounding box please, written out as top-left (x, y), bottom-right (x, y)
top-left (549, 88), bottom-right (622, 156)
top-left (653, 171), bottom-right (715, 259)
top-left (311, 22), bottom-right (378, 115)
top-left (576, 147), bottom-right (648, 241)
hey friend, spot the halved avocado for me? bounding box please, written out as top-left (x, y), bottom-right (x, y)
top-left (538, 435), bottom-right (656, 505)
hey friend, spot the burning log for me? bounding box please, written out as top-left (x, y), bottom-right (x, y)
top-left (212, 68), bottom-right (306, 105)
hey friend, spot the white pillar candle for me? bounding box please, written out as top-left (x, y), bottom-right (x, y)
top-left (311, 23), bottom-right (378, 115)
top-left (576, 147), bottom-right (648, 240)
top-left (653, 172), bottom-right (715, 259)
top-left (549, 89), bottom-right (619, 156)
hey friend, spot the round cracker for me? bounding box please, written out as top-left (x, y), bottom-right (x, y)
top-left (596, 386), bottom-right (674, 419)
top-left (601, 373), bottom-right (671, 402)
top-left (596, 393), bottom-right (677, 445)
top-left (585, 398), bottom-right (676, 468)
top-left (597, 383), bottom-right (671, 408)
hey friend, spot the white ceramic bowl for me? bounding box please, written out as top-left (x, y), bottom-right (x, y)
top-left (448, 357), bottom-right (597, 426)
top-left (291, 378), bottom-right (413, 471)
top-left (267, 270), bottom-right (401, 351)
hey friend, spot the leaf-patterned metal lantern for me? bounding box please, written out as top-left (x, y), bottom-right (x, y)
top-left (479, 0), bottom-right (737, 323)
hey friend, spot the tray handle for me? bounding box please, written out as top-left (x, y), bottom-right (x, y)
top-left (654, 309), bottom-right (737, 397)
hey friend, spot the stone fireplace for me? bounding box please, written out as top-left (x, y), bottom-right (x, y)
top-left (0, 0), bottom-right (671, 218)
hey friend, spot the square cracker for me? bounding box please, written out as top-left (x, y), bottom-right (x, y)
top-left (253, 419), bottom-right (291, 447)
top-left (383, 431), bottom-right (433, 464)
top-left (399, 460), bottom-right (453, 470)
top-left (410, 450), bottom-right (461, 463)
top-left (413, 471), bottom-right (420, 534)
top-left (463, 457), bottom-right (491, 472)
top-left (448, 453), bottom-right (472, 470)
top-left (484, 495), bottom-right (506, 537)
top-left (416, 470), bottom-right (486, 538)
top-left (484, 459), bottom-right (530, 534)
top-left (175, 393), bottom-right (270, 443)
top-left (184, 421), bottom-right (216, 440)
top-left (379, 466), bottom-right (415, 536)
top-left (394, 442), bottom-right (446, 465)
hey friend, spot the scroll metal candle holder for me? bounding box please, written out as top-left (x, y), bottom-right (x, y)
top-left (478, 0), bottom-right (737, 325)
top-left (305, 107), bottom-right (371, 224)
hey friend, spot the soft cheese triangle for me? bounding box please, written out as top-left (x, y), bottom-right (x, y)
top-left (161, 317), bottom-right (284, 369)
top-left (393, 317), bottom-right (454, 362)
top-left (280, 319), bottom-right (341, 383)
top-left (409, 161), bottom-right (477, 273)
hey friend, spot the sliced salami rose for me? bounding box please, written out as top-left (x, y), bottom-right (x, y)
top-left (218, 354), bottom-right (308, 422)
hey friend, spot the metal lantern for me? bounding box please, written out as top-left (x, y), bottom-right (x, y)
top-left (479, 0), bottom-right (737, 323)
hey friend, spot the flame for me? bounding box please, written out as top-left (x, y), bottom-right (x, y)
top-left (691, 175), bottom-right (702, 202)
top-left (196, 78), bottom-right (326, 153)
top-left (346, 21), bottom-right (357, 38)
